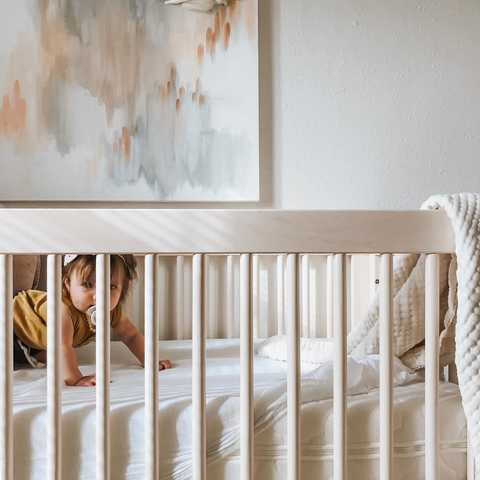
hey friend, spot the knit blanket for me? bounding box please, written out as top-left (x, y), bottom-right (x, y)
top-left (427, 193), bottom-right (480, 465)
top-left (258, 194), bottom-right (480, 462)
top-left (350, 193), bottom-right (480, 461)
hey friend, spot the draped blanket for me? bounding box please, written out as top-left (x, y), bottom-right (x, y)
top-left (427, 193), bottom-right (480, 465)
top-left (257, 194), bottom-right (480, 463)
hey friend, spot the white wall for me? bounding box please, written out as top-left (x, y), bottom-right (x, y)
top-left (266, 0), bottom-right (480, 209)
top-left (4, 0), bottom-right (480, 211)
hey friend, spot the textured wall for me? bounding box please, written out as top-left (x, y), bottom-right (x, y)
top-left (267, 0), bottom-right (480, 209)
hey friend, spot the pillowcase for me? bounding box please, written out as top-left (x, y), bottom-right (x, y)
top-left (256, 335), bottom-right (334, 365)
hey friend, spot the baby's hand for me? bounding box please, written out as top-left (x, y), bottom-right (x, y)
top-left (75, 374), bottom-right (96, 387)
top-left (159, 360), bottom-right (171, 371)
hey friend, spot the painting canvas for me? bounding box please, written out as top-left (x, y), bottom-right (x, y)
top-left (0, 0), bottom-right (258, 201)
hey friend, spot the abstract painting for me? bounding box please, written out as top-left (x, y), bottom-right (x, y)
top-left (0, 0), bottom-right (258, 201)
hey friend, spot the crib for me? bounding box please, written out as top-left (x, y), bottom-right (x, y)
top-left (0, 208), bottom-right (472, 480)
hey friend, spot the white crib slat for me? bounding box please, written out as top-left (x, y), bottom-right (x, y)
top-left (145, 255), bottom-right (160, 480)
top-left (192, 254), bottom-right (206, 480)
top-left (204, 255), bottom-right (210, 339)
top-left (0, 255), bottom-right (13, 480)
top-left (379, 254), bottom-right (393, 480)
top-left (47, 255), bottom-right (62, 480)
top-left (370, 255), bottom-right (380, 300)
top-left (176, 256), bottom-right (185, 341)
top-left (286, 254), bottom-right (300, 480)
top-left (277, 255), bottom-right (285, 336)
top-left (333, 254), bottom-right (347, 480)
top-left (425, 254), bottom-right (439, 480)
top-left (252, 255), bottom-right (260, 338)
top-left (96, 254), bottom-right (111, 480)
top-left (350, 256), bottom-right (357, 329)
top-left (309, 264), bottom-right (317, 339)
top-left (302, 255), bottom-right (310, 338)
top-left (227, 256), bottom-right (235, 339)
top-left (240, 254), bottom-right (253, 480)
top-left (327, 255), bottom-right (334, 338)
top-left (350, 255), bottom-right (370, 330)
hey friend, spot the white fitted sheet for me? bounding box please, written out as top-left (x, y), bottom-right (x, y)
top-left (211, 382), bottom-right (466, 480)
top-left (12, 339), bottom-right (466, 480)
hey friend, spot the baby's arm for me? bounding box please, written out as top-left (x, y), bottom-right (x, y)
top-left (114, 312), bottom-right (171, 371)
top-left (61, 307), bottom-right (96, 386)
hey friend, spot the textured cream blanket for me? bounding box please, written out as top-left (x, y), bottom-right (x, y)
top-left (427, 193), bottom-right (480, 465)
top-left (259, 194), bottom-right (480, 461)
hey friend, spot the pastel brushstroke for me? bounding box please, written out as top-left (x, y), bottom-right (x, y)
top-left (0, 0), bottom-right (259, 201)
top-left (0, 81), bottom-right (27, 139)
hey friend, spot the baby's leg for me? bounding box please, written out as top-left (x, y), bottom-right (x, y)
top-left (33, 350), bottom-right (47, 364)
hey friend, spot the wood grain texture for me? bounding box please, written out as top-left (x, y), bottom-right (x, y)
top-left (0, 210), bottom-right (454, 254)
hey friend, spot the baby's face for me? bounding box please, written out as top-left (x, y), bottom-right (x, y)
top-left (67, 270), bottom-right (123, 314)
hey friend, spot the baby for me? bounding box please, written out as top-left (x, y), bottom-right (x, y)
top-left (12, 254), bottom-right (171, 386)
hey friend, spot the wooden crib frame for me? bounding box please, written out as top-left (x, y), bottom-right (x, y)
top-left (0, 209), bottom-right (471, 480)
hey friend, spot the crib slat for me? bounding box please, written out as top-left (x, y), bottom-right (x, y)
top-left (227, 255), bottom-right (235, 339)
top-left (425, 254), bottom-right (439, 480)
top-left (47, 255), bottom-right (62, 480)
top-left (145, 255), bottom-right (160, 480)
top-left (204, 255), bottom-right (210, 339)
top-left (277, 255), bottom-right (285, 336)
top-left (370, 255), bottom-right (380, 300)
top-left (192, 254), bottom-right (206, 480)
top-left (286, 254), bottom-right (300, 480)
top-left (240, 254), bottom-right (253, 480)
top-left (0, 255), bottom-right (13, 480)
top-left (252, 255), bottom-right (260, 338)
top-left (96, 254), bottom-right (111, 480)
top-left (302, 255), bottom-right (310, 338)
top-left (333, 254), bottom-right (347, 480)
top-left (176, 256), bottom-right (185, 341)
top-left (327, 255), bottom-right (334, 338)
top-left (379, 254), bottom-right (394, 480)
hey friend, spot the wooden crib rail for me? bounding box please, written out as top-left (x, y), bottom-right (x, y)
top-left (0, 209), bottom-right (455, 255)
top-left (0, 208), bottom-right (465, 480)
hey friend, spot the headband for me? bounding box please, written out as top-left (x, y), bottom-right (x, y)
top-left (64, 254), bottom-right (128, 268)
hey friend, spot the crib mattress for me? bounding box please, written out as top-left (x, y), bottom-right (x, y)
top-left (211, 382), bottom-right (466, 480)
top-left (12, 339), bottom-right (466, 480)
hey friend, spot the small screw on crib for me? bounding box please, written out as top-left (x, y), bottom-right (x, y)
top-left (375, 279), bottom-right (380, 284)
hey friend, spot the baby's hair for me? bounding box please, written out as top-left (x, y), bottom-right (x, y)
top-left (62, 255), bottom-right (138, 304)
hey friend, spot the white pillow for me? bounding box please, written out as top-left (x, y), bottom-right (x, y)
top-left (256, 335), bottom-right (334, 365)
